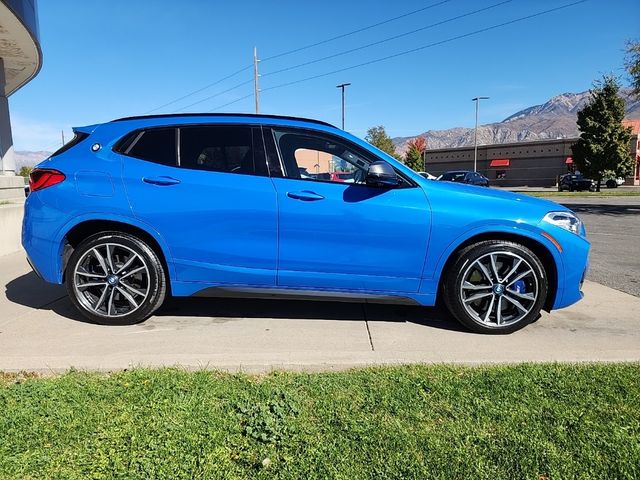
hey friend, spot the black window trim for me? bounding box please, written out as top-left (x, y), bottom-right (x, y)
top-left (263, 125), bottom-right (417, 188)
top-left (124, 131), bottom-right (145, 155)
top-left (176, 128), bottom-right (181, 166)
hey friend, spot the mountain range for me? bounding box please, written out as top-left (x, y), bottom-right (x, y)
top-left (393, 88), bottom-right (640, 153)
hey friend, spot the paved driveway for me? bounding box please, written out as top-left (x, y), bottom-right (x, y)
top-left (1, 250), bottom-right (639, 373)
top-left (555, 196), bottom-right (640, 297)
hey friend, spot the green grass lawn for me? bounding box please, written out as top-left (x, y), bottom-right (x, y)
top-left (1, 364), bottom-right (638, 479)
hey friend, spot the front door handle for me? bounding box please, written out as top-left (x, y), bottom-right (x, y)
top-left (286, 191), bottom-right (325, 201)
top-left (142, 176), bottom-right (181, 186)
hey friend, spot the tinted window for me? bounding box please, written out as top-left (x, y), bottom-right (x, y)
top-left (126, 128), bottom-right (176, 166)
top-left (180, 125), bottom-right (265, 175)
top-left (441, 172), bottom-right (466, 182)
top-left (271, 128), bottom-right (370, 185)
top-left (51, 132), bottom-right (89, 158)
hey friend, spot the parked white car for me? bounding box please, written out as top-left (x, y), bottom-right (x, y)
top-left (603, 177), bottom-right (625, 188)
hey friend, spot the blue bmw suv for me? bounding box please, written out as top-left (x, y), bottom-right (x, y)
top-left (22, 114), bottom-right (589, 333)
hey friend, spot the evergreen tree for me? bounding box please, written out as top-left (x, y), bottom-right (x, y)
top-left (571, 75), bottom-right (633, 192)
top-left (625, 40), bottom-right (640, 99)
top-left (365, 126), bottom-right (400, 159)
top-left (404, 137), bottom-right (427, 171)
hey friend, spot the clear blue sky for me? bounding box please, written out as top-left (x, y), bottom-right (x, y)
top-left (8, 0), bottom-right (639, 151)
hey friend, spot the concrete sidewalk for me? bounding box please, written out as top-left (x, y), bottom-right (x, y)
top-left (1, 251), bottom-right (639, 373)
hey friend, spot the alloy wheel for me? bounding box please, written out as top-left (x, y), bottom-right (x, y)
top-left (459, 251), bottom-right (539, 328)
top-left (73, 243), bottom-right (150, 318)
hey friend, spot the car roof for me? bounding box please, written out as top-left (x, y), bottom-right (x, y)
top-left (110, 113), bottom-right (336, 128)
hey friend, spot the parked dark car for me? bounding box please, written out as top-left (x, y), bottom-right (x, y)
top-left (558, 173), bottom-right (595, 192)
top-left (438, 170), bottom-right (490, 187)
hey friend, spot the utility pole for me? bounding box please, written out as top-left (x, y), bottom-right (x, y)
top-left (253, 47), bottom-right (260, 114)
top-left (336, 83), bottom-right (351, 130)
top-left (61, 130), bottom-right (65, 146)
top-left (472, 96), bottom-right (489, 172)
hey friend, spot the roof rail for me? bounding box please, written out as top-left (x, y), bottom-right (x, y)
top-left (111, 112), bottom-right (336, 128)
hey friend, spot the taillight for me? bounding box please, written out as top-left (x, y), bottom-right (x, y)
top-left (29, 168), bottom-right (66, 192)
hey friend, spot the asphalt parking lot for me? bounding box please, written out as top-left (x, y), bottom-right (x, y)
top-left (555, 196), bottom-right (640, 297)
top-left (1, 194), bottom-right (639, 373)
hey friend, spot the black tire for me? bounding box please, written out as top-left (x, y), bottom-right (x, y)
top-left (65, 231), bottom-right (167, 325)
top-left (606, 179), bottom-right (617, 189)
top-left (442, 240), bottom-right (548, 334)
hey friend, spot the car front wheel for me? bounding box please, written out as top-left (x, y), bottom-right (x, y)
top-left (443, 240), bottom-right (548, 334)
top-left (65, 232), bottom-right (167, 325)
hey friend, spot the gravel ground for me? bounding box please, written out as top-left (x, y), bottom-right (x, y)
top-left (546, 196), bottom-right (640, 297)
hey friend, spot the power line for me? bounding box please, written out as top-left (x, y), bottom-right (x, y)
top-left (174, 78), bottom-right (254, 112)
top-left (212, 93), bottom-right (254, 111)
top-left (262, 0), bottom-right (587, 94)
top-left (262, 0), bottom-right (453, 62)
top-left (262, 0), bottom-right (513, 79)
top-left (143, 65), bottom-right (252, 114)
top-left (143, 1), bottom-right (452, 114)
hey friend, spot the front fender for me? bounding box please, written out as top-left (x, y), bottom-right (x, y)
top-left (419, 222), bottom-right (565, 300)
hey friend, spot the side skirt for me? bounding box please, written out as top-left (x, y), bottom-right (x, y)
top-left (191, 286), bottom-right (429, 306)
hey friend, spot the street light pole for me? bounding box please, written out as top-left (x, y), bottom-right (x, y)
top-left (336, 83), bottom-right (351, 130)
top-left (472, 96), bottom-right (489, 172)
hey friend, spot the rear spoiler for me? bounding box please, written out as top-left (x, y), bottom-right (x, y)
top-left (73, 124), bottom-right (100, 135)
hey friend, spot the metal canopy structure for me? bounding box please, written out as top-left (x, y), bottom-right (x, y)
top-left (0, 0), bottom-right (42, 175)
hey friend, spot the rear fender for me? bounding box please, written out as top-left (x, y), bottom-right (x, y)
top-left (52, 213), bottom-right (176, 284)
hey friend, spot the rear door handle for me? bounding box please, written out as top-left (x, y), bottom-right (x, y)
top-left (142, 176), bottom-right (181, 186)
top-left (286, 191), bottom-right (325, 201)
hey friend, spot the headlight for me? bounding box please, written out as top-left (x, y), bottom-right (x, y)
top-left (542, 211), bottom-right (582, 235)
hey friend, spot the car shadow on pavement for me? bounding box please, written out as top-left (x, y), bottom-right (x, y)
top-left (560, 203), bottom-right (640, 216)
top-left (5, 272), bottom-right (466, 332)
top-left (157, 296), bottom-right (467, 332)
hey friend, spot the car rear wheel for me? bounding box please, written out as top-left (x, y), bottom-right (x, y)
top-left (443, 240), bottom-right (548, 334)
top-left (606, 179), bottom-right (617, 188)
top-left (65, 232), bottom-right (167, 325)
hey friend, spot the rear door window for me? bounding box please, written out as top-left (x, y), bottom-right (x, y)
top-left (124, 128), bottom-right (177, 166)
top-left (179, 125), bottom-right (267, 176)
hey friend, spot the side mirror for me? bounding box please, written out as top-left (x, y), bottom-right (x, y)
top-left (366, 161), bottom-right (400, 188)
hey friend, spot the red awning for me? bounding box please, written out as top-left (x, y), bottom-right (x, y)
top-left (565, 156), bottom-right (573, 164)
top-left (489, 159), bottom-right (510, 167)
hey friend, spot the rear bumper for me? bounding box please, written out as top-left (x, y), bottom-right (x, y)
top-left (21, 193), bottom-right (65, 284)
top-left (25, 254), bottom-right (43, 280)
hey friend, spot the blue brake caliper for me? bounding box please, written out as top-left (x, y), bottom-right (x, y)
top-left (512, 280), bottom-right (526, 294)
